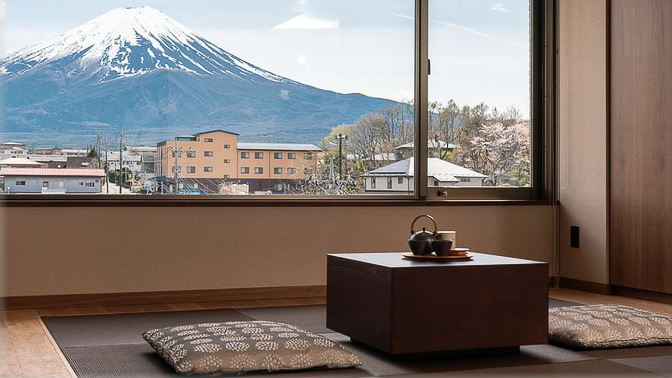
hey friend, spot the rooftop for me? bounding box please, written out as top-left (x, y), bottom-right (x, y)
top-left (364, 157), bottom-right (487, 182)
top-left (0, 168), bottom-right (105, 177)
top-left (0, 157), bottom-right (45, 167)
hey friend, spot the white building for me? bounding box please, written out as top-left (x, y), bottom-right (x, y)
top-left (105, 148), bottom-right (156, 175)
top-left (1, 168), bottom-right (105, 194)
top-left (0, 142), bottom-right (28, 160)
top-left (395, 139), bottom-right (456, 159)
top-left (362, 157), bottom-right (486, 193)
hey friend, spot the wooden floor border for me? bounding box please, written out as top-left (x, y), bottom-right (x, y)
top-left (38, 316), bottom-right (77, 377)
top-left (557, 277), bottom-right (611, 295)
top-left (3, 285), bottom-right (326, 310)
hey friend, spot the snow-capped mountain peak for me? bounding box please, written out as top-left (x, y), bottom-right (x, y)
top-left (2, 6), bottom-right (285, 82)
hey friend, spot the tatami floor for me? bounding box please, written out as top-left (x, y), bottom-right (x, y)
top-left (2, 287), bottom-right (672, 378)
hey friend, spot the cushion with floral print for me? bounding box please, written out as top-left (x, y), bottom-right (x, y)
top-left (549, 305), bottom-right (672, 349)
top-left (142, 320), bottom-right (361, 375)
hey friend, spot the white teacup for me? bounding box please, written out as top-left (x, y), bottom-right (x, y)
top-left (435, 231), bottom-right (456, 249)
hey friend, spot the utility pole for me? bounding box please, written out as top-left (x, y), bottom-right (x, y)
top-left (119, 128), bottom-right (123, 194)
top-left (172, 138), bottom-right (182, 194)
top-left (105, 136), bottom-right (109, 193)
top-left (335, 133), bottom-right (348, 181)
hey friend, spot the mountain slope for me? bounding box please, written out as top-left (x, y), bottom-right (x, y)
top-left (0, 6), bottom-right (396, 144)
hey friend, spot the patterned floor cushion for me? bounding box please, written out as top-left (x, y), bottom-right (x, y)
top-left (143, 320), bottom-right (361, 375)
top-left (549, 305), bottom-right (672, 349)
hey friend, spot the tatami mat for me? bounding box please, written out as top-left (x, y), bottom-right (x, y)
top-left (42, 299), bottom-right (672, 377)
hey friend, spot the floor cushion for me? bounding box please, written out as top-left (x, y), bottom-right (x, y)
top-left (142, 320), bottom-right (361, 375)
top-left (549, 305), bottom-right (672, 349)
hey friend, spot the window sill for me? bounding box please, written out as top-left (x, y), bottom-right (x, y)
top-left (1, 194), bottom-right (551, 207)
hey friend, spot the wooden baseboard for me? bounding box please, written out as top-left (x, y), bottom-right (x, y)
top-left (557, 277), bottom-right (611, 295)
top-left (611, 285), bottom-right (672, 305)
top-left (2, 285), bottom-right (326, 310)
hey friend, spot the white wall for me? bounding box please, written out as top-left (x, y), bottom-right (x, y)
top-left (557, 0), bottom-right (609, 284)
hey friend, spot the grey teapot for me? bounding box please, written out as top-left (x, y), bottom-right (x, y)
top-left (408, 214), bottom-right (437, 255)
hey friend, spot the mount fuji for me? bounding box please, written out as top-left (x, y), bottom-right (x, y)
top-left (0, 6), bottom-right (396, 145)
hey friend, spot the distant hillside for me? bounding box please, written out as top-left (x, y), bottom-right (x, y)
top-left (0, 6), bottom-right (396, 146)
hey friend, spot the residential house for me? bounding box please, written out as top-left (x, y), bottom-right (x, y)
top-left (29, 154), bottom-right (68, 168)
top-left (0, 156), bottom-right (45, 168)
top-left (0, 167), bottom-right (105, 193)
top-left (362, 157), bottom-right (486, 193)
top-left (395, 139), bottom-right (456, 160)
top-left (0, 142), bottom-right (28, 159)
top-left (34, 147), bottom-right (62, 155)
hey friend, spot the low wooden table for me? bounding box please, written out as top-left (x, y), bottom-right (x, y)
top-left (326, 252), bottom-right (548, 356)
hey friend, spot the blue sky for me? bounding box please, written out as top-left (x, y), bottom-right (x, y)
top-left (1, 0), bottom-right (531, 117)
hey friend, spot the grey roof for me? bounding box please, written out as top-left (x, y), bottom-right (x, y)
top-left (237, 142), bottom-right (321, 151)
top-left (363, 157), bottom-right (486, 182)
top-left (193, 129), bottom-right (239, 136)
top-left (395, 140), bottom-right (456, 150)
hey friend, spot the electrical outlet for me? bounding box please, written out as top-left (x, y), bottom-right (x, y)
top-left (570, 226), bottom-right (580, 248)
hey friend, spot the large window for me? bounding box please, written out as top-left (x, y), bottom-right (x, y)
top-left (0, 0), bottom-right (545, 199)
top-left (428, 0), bottom-right (533, 194)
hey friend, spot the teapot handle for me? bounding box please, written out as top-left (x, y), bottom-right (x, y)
top-left (410, 214), bottom-right (437, 235)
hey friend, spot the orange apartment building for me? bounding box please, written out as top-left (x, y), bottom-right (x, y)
top-left (156, 130), bottom-right (320, 194)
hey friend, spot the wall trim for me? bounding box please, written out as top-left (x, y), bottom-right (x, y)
top-left (611, 285), bottom-right (672, 306)
top-left (558, 277), bottom-right (611, 295)
top-left (2, 285), bottom-right (326, 310)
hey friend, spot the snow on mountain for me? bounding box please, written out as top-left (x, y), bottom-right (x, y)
top-left (1, 6), bottom-right (285, 83)
top-left (0, 6), bottom-right (396, 145)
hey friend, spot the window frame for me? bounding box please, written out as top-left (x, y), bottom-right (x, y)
top-left (2, 0), bottom-right (552, 205)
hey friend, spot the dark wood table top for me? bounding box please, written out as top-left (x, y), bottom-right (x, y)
top-left (328, 252), bottom-right (546, 268)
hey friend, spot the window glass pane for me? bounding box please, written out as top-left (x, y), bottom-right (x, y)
top-left (1, 0), bottom-right (414, 196)
top-left (428, 0), bottom-right (531, 188)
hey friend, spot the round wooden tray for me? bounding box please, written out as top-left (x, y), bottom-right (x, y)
top-left (402, 253), bottom-right (473, 262)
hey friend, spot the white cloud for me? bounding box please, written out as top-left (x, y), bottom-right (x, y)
top-left (491, 4), bottom-right (508, 13)
top-left (388, 12), bottom-right (414, 22)
top-left (0, 0), bottom-right (7, 58)
top-left (432, 19), bottom-right (526, 49)
top-left (273, 13), bottom-right (339, 30)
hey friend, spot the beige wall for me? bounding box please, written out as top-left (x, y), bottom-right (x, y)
top-left (237, 150), bottom-right (316, 180)
top-left (157, 131), bottom-right (239, 179)
top-left (557, 0), bottom-right (609, 284)
top-left (2, 205), bottom-right (553, 297)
